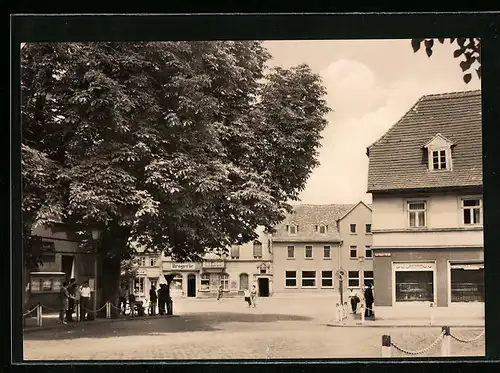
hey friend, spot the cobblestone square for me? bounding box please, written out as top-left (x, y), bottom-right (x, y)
top-left (23, 296), bottom-right (485, 361)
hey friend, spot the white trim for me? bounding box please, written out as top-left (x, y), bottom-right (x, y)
top-left (284, 270), bottom-right (298, 289)
top-left (300, 270), bottom-right (317, 288)
top-left (320, 270), bottom-right (334, 289)
top-left (406, 199), bottom-right (427, 228)
top-left (349, 245), bottom-right (357, 259)
top-left (392, 261), bottom-right (437, 306)
top-left (323, 245), bottom-right (332, 259)
top-left (286, 245), bottom-right (295, 259)
top-left (304, 245), bottom-right (314, 259)
top-left (459, 195), bottom-right (483, 226)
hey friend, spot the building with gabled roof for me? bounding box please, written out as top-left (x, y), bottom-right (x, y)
top-left (366, 90), bottom-right (484, 316)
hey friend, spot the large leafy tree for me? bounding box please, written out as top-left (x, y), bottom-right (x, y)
top-left (411, 38), bottom-right (481, 83)
top-left (21, 41), bottom-right (330, 309)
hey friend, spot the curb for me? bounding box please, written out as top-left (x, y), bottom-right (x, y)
top-left (325, 322), bottom-right (485, 328)
top-left (23, 314), bottom-right (180, 334)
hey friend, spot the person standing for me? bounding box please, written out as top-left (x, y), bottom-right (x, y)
top-left (364, 283), bottom-right (374, 317)
top-left (118, 285), bottom-right (127, 314)
top-left (59, 281), bottom-right (75, 324)
top-left (158, 284), bottom-right (167, 315)
top-left (66, 278), bottom-right (77, 322)
top-left (79, 281), bottom-right (91, 321)
top-left (243, 288), bottom-right (251, 307)
top-left (250, 285), bottom-right (257, 308)
top-left (348, 288), bottom-right (360, 314)
top-left (217, 286), bottom-right (223, 303)
top-left (149, 285), bottom-right (158, 316)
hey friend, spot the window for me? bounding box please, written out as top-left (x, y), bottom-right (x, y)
top-left (305, 245), bottom-right (313, 259)
top-left (289, 225), bottom-right (298, 234)
top-left (316, 224), bottom-right (328, 233)
top-left (253, 241), bottom-right (263, 259)
top-left (321, 271), bottom-right (333, 288)
top-left (323, 245), bottom-right (331, 259)
top-left (134, 277), bottom-right (145, 294)
top-left (220, 273), bottom-right (229, 290)
top-left (462, 198), bottom-right (482, 225)
top-left (149, 257), bottom-right (157, 267)
top-left (287, 245), bottom-right (295, 259)
top-left (365, 224), bottom-right (372, 234)
top-left (350, 224), bottom-right (357, 234)
top-left (30, 274), bottom-right (64, 293)
top-left (231, 245), bottom-right (240, 259)
top-left (201, 273), bottom-right (210, 291)
top-left (301, 271), bottom-right (316, 287)
top-left (350, 246), bottom-right (357, 258)
top-left (149, 278), bottom-right (158, 290)
top-left (285, 271), bottom-right (297, 287)
top-left (395, 271), bottom-right (433, 302)
top-left (348, 271), bottom-right (360, 287)
top-left (408, 201), bottom-right (426, 227)
top-left (431, 149), bottom-right (447, 170)
top-left (140, 256), bottom-right (146, 267)
top-left (365, 246), bottom-right (372, 258)
top-left (239, 273), bottom-right (249, 290)
top-left (450, 263), bottom-right (484, 302)
top-left (40, 241), bottom-right (56, 263)
top-left (364, 271), bottom-right (374, 287)
top-left (260, 267), bottom-right (267, 274)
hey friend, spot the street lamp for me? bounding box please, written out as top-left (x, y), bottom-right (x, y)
top-left (91, 228), bottom-right (102, 319)
top-left (358, 256), bottom-right (365, 290)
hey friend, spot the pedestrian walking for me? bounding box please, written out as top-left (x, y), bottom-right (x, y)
top-left (364, 283), bottom-right (374, 317)
top-left (79, 281), bottom-right (91, 321)
top-left (149, 285), bottom-right (158, 316)
top-left (217, 286), bottom-right (223, 303)
top-left (348, 288), bottom-right (360, 314)
top-left (243, 288), bottom-right (252, 307)
top-left (250, 285), bottom-right (257, 308)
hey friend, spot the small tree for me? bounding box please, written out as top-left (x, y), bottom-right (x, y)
top-left (411, 38), bottom-right (481, 84)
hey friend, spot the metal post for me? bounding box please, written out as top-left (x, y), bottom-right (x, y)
top-left (339, 279), bottom-right (343, 305)
top-left (93, 244), bottom-right (98, 319)
top-left (106, 301), bottom-right (111, 319)
top-left (441, 326), bottom-right (451, 356)
top-left (429, 302), bottom-right (435, 325)
top-left (361, 304), bottom-right (365, 325)
top-left (36, 303), bottom-right (42, 327)
top-left (382, 335), bottom-right (392, 357)
top-left (76, 301), bottom-right (80, 322)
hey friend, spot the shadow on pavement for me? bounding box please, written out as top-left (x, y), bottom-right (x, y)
top-left (24, 312), bottom-right (313, 341)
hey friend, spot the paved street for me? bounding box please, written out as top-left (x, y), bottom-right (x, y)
top-left (23, 296), bottom-right (485, 360)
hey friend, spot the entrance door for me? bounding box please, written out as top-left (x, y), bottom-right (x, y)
top-left (258, 278), bottom-right (269, 297)
top-left (61, 255), bottom-right (74, 282)
top-left (187, 274), bottom-right (197, 297)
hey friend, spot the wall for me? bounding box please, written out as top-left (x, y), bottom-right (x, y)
top-left (338, 203), bottom-right (373, 290)
top-left (373, 248), bottom-right (484, 307)
top-left (272, 241), bottom-right (340, 293)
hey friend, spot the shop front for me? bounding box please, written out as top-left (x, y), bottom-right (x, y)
top-left (392, 261), bottom-right (436, 306)
top-left (163, 262), bottom-right (202, 298)
top-left (448, 261), bottom-right (484, 304)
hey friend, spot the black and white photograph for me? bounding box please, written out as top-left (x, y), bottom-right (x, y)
top-left (15, 16), bottom-right (488, 362)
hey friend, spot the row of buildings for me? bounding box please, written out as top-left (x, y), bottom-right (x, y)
top-left (26, 90), bottom-right (483, 312)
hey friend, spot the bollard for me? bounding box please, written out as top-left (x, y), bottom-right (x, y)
top-left (76, 301), bottom-right (80, 322)
top-left (343, 302), bottom-right (348, 320)
top-left (382, 335), bottom-right (392, 357)
top-left (429, 302), bottom-right (435, 325)
top-left (106, 301), bottom-right (111, 319)
top-left (361, 304), bottom-right (365, 325)
top-left (441, 326), bottom-right (451, 357)
top-left (36, 303), bottom-right (42, 327)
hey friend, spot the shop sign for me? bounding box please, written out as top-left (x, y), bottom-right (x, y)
top-left (394, 262), bottom-right (435, 271)
top-left (171, 262), bottom-right (197, 270)
top-left (374, 252), bottom-right (391, 257)
top-left (137, 269), bottom-right (147, 275)
top-left (450, 263), bottom-right (484, 270)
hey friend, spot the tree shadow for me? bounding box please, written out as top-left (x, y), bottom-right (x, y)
top-left (23, 313), bottom-right (313, 341)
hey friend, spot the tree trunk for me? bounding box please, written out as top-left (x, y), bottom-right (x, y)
top-left (98, 255), bottom-right (122, 319)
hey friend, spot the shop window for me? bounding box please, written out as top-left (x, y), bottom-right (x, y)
top-left (285, 271), bottom-right (297, 288)
top-left (170, 275), bottom-right (183, 293)
top-left (200, 273), bottom-right (210, 291)
top-left (450, 263), bottom-right (484, 302)
top-left (348, 271), bottom-right (360, 287)
top-left (30, 273), bottom-right (64, 294)
top-left (364, 271), bottom-right (374, 287)
top-left (134, 277), bottom-right (145, 294)
top-left (301, 271), bottom-right (316, 287)
top-left (321, 271), bottom-right (333, 288)
top-left (239, 273), bottom-right (249, 290)
top-left (395, 271), bottom-right (433, 302)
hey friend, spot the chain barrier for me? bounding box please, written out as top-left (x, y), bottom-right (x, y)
top-left (41, 304), bottom-right (61, 312)
top-left (23, 305), bottom-right (39, 317)
top-left (391, 330), bottom-right (445, 355)
top-left (450, 329), bottom-right (485, 343)
top-left (109, 303), bottom-right (122, 311)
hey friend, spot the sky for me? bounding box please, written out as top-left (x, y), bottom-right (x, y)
top-left (263, 39), bottom-right (481, 205)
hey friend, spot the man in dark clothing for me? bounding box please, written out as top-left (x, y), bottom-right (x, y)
top-left (158, 284), bottom-right (167, 315)
top-left (364, 284), bottom-right (374, 317)
top-left (118, 285), bottom-right (127, 314)
top-left (149, 285), bottom-right (158, 316)
top-left (66, 278), bottom-right (77, 322)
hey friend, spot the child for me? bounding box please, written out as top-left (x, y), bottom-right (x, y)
top-left (250, 285), bottom-right (257, 308)
top-left (217, 286), bottom-right (223, 303)
top-left (243, 288), bottom-right (251, 307)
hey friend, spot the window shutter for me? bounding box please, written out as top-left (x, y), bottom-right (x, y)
top-left (253, 241), bottom-right (262, 257)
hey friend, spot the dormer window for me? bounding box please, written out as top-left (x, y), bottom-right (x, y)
top-left (315, 224), bottom-right (328, 234)
top-left (287, 224), bottom-right (298, 234)
top-left (423, 133), bottom-right (454, 171)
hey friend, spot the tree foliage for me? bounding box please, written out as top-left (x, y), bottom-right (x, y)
top-left (21, 41), bottom-right (330, 263)
top-left (411, 38), bottom-right (481, 84)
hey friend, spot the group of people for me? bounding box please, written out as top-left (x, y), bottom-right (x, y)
top-left (58, 278), bottom-right (92, 324)
top-left (243, 285), bottom-right (258, 308)
top-left (348, 283), bottom-right (375, 318)
top-left (147, 283), bottom-right (172, 315)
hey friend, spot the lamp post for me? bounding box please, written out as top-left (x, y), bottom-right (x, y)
top-left (358, 256), bottom-right (365, 290)
top-left (91, 228), bottom-right (102, 319)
